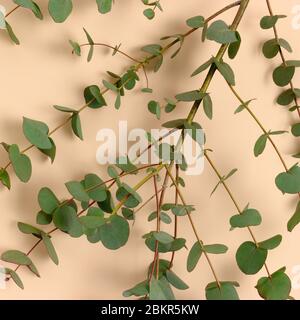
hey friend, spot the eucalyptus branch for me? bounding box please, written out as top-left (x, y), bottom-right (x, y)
top-left (265, 0), bottom-right (300, 118)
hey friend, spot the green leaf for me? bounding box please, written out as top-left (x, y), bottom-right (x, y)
top-left (100, 215), bottom-right (129, 250)
top-left (254, 134), bottom-right (268, 157)
top-left (53, 206), bottom-right (82, 237)
top-left (122, 208), bottom-right (135, 221)
top-left (23, 117), bottom-right (52, 149)
top-left (149, 277), bottom-right (175, 300)
top-left (186, 16), bottom-right (205, 29)
top-left (42, 233), bottom-right (59, 265)
top-left (123, 280), bottom-right (149, 297)
top-left (256, 267), bottom-right (291, 300)
top-left (9, 144), bottom-right (32, 183)
top-left (83, 28), bottom-right (94, 62)
top-left (5, 22), bottom-right (20, 45)
top-left (214, 58), bottom-right (235, 85)
top-left (65, 181), bottom-right (90, 202)
top-left (260, 15), bottom-right (286, 29)
top-left (291, 123), bottom-right (300, 137)
top-left (206, 20), bottom-right (238, 44)
top-left (206, 281), bottom-right (239, 300)
top-left (277, 89), bottom-right (298, 106)
top-left (230, 208), bottom-right (262, 228)
top-left (278, 38), bottom-right (292, 53)
top-left (203, 244), bottom-right (228, 254)
top-left (203, 94), bottom-right (213, 119)
top-left (79, 215), bottom-right (105, 229)
top-left (259, 234), bottom-right (282, 250)
top-left (1, 250), bottom-right (32, 265)
top-left (38, 187), bottom-right (60, 214)
top-left (262, 39), bottom-right (280, 59)
top-left (275, 165), bottom-right (300, 194)
top-left (98, 190), bottom-right (114, 213)
top-left (234, 99), bottom-right (254, 114)
top-left (13, 0), bottom-right (43, 19)
top-left (1, 268), bottom-right (24, 289)
top-left (84, 85), bottom-right (107, 109)
top-left (162, 118), bottom-right (185, 129)
top-left (148, 100), bottom-right (160, 119)
top-left (273, 65), bottom-right (295, 87)
top-left (143, 8), bottom-right (155, 20)
top-left (166, 270), bottom-right (189, 290)
top-left (153, 231), bottom-right (174, 244)
top-left (148, 211), bottom-right (171, 224)
top-left (191, 57), bottom-right (213, 77)
top-left (141, 44), bottom-right (162, 56)
top-left (116, 183), bottom-right (142, 208)
top-left (228, 32), bottom-right (241, 59)
top-left (48, 0), bottom-right (73, 23)
top-left (38, 137), bottom-right (56, 163)
top-left (96, 0), bottom-right (113, 14)
top-left (175, 90), bottom-right (204, 102)
top-left (187, 241), bottom-right (202, 272)
top-left (103, 79), bottom-right (118, 93)
top-left (36, 211), bottom-right (52, 225)
top-left (17, 222), bottom-right (42, 238)
top-left (53, 105), bottom-right (76, 113)
top-left (287, 201), bottom-right (300, 232)
top-left (83, 174), bottom-right (107, 202)
top-left (71, 113), bottom-right (83, 140)
top-left (69, 40), bottom-right (81, 56)
top-left (116, 156), bottom-right (138, 174)
top-left (236, 241), bottom-right (268, 275)
top-left (0, 168), bottom-right (11, 190)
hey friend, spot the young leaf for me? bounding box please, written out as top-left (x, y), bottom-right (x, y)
top-left (53, 206), bottom-right (81, 235)
top-left (228, 32), bottom-right (241, 59)
top-left (186, 16), bottom-right (205, 29)
top-left (175, 90), bottom-right (204, 102)
top-left (38, 137), bottom-right (56, 163)
top-left (41, 233), bottom-right (59, 265)
top-left (83, 28), bottom-right (94, 62)
top-left (9, 144), bottom-right (32, 183)
top-left (71, 113), bottom-right (83, 140)
top-left (0, 168), bottom-right (11, 190)
top-left (191, 57), bottom-right (213, 77)
top-left (214, 59), bottom-right (235, 85)
top-left (236, 241), bottom-right (268, 275)
top-left (36, 211), bottom-right (52, 225)
top-left (5, 22), bottom-right (20, 45)
top-left (258, 235), bottom-right (282, 250)
top-left (17, 222), bottom-right (42, 237)
top-left (230, 208), bottom-right (262, 228)
top-left (69, 40), bottom-right (81, 56)
top-left (148, 100), bottom-right (161, 119)
top-left (254, 134), bottom-right (268, 157)
top-left (143, 8), bottom-right (155, 20)
top-left (206, 281), bottom-right (239, 300)
top-left (203, 244), bottom-right (228, 254)
top-left (23, 117), bottom-right (52, 149)
top-left (123, 280), bottom-right (149, 297)
top-left (48, 0), bottom-right (73, 23)
top-left (187, 241), bottom-right (202, 272)
top-left (99, 215), bottom-right (130, 250)
top-left (262, 39), bottom-right (280, 59)
top-left (116, 183), bottom-right (142, 208)
top-left (1, 268), bottom-right (24, 289)
top-left (84, 85), bottom-right (107, 109)
top-left (116, 156), bottom-right (138, 174)
top-left (206, 20), bottom-right (238, 44)
top-left (256, 267), bottom-right (291, 300)
top-left (203, 94), bottom-right (213, 119)
top-left (260, 15), bottom-right (286, 29)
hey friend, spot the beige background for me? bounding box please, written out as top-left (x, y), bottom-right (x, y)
top-left (0, 0), bottom-right (300, 300)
